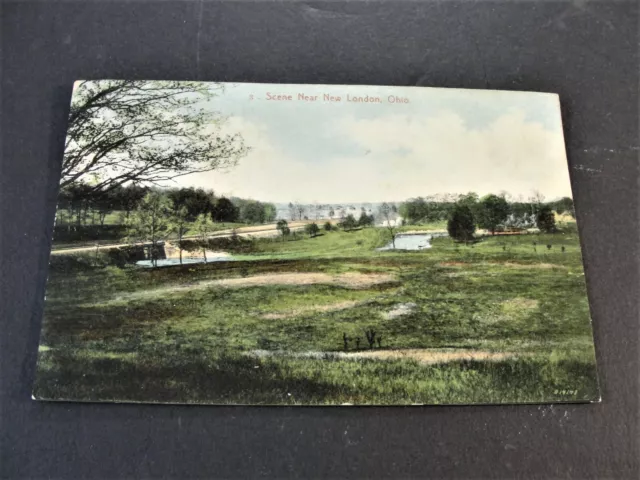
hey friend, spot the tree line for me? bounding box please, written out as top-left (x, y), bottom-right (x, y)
top-left (56, 183), bottom-right (277, 228)
top-left (400, 192), bottom-right (574, 227)
top-left (441, 192), bottom-right (570, 243)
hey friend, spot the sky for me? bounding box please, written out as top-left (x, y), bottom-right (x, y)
top-left (173, 83), bottom-right (572, 204)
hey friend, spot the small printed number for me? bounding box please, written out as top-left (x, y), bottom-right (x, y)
top-left (554, 389), bottom-right (578, 396)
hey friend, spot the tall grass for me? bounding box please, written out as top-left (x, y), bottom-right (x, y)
top-left (33, 347), bottom-right (598, 405)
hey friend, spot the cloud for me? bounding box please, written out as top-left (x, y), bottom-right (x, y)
top-left (177, 108), bottom-right (571, 203)
top-left (181, 116), bottom-right (323, 201)
top-left (325, 109), bottom-right (571, 201)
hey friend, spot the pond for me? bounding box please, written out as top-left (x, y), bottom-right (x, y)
top-left (136, 253), bottom-right (235, 268)
top-left (377, 232), bottom-right (448, 251)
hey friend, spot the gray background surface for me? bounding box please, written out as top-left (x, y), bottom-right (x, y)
top-left (1, 1), bottom-right (638, 478)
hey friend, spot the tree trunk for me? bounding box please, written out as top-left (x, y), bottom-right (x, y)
top-left (201, 234), bottom-right (208, 263)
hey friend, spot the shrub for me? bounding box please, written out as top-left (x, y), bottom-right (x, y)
top-left (304, 222), bottom-right (320, 238)
top-left (340, 214), bottom-right (358, 232)
top-left (447, 205), bottom-right (476, 243)
top-left (536, 206), bottom-right (556, 233)
top-left (478, 194), bottom-right (509, 235)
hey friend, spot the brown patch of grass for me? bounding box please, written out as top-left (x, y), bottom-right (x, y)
top-left (211, 272), bottom-right (397, 289)
top-left (500, 262), bottom-right (567, 270)
top-left (112, 272), bottom-right (398, 303)
top-left (501, 297), bottom-right (539, 310)
top-left (260, 300), bottom-right (362, 320)
top-left (346, 348), bottom-right (517, 364)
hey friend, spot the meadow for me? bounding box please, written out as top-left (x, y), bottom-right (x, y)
top-left (34, 222), bottom-right (599, 405)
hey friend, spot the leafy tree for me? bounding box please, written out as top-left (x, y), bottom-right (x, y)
top-left (235, 199), bottom-right (276, 224)
top-left (554, 197), bottom-right (574, 217)
top-left (341, 214), bottom-right (358, 232)
top-left (323, 221), bottom-right (333, 231)
top-left (56, 188), bottom-right (74, 227)
top-left (400, 196), bottom-right (453, 224)
top-left (454, 192), bottom-right (480, 218)
top-left (240, 200), bottom-right (267, 224)
top-left (304, 222), bottom-right (320, 238)
top-left (276, 219), bottom-right (290, 241)
top-left (170, 205), bottom-right (190, 265)
top-left (167, 187), bottom-right (213, 220)
top-left (211, 197), bottom-right (238, 222)
top-left (116, 184), bottom-right (148, 219)
top-left (447, 204), bottom-right (476, 243)
top-left (61, 80), bottom-right (248, 192)
top-left (66, 182), bottom-right (94, 225)
top-left (194, 213), bottom-right (213, 262)
top-left (399, 197), bottom-right (427, 224)
top-left (457, 192), bottom-right (479, 207)
top-left (264, 203), bottom-right (277, 222)
top-left (478, 194), bottom-right (509, 235)
top-left (358, 212), bottom-right (375, 228)
top-left (536, 205), bottom-right (556, 233)
top-left (378, 202), bottom-right (397, 248)
top-left (91, 189), bottom-right (118, 225)
top-left (126, 192), bottom-right (172, 267)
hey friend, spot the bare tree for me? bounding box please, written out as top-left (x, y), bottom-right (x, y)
top-left (379, 202), bottom-right (397, 248)
top-left (62, 80), bottom-right (249, 192)
top-left (529, 189), bottom-right (546, 215)
top-left (194, 214), bottom-right (213, 263)
top-left (169, 205), bottom-right (190, 265)
top-left (294, 202), bottom-right (307, 221)
top-left (126, 192), bottom-right (171, 267)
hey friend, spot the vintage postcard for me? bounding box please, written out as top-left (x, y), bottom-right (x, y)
top-left (34, 81), bottom-right (599, 405)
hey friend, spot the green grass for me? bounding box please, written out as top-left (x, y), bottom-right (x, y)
top-left (34, 222), bottom-right (599, 404)
top-left (396, 220), bottom-right (448, 232)
top-left (34, 348), bottom-right (598, 405)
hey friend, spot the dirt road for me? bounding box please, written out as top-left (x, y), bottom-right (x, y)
top-left (50, 221), bottom-right (310, 255)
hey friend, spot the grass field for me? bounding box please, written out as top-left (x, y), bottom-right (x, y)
top-left (34, 222), bottom-right (599, 405)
